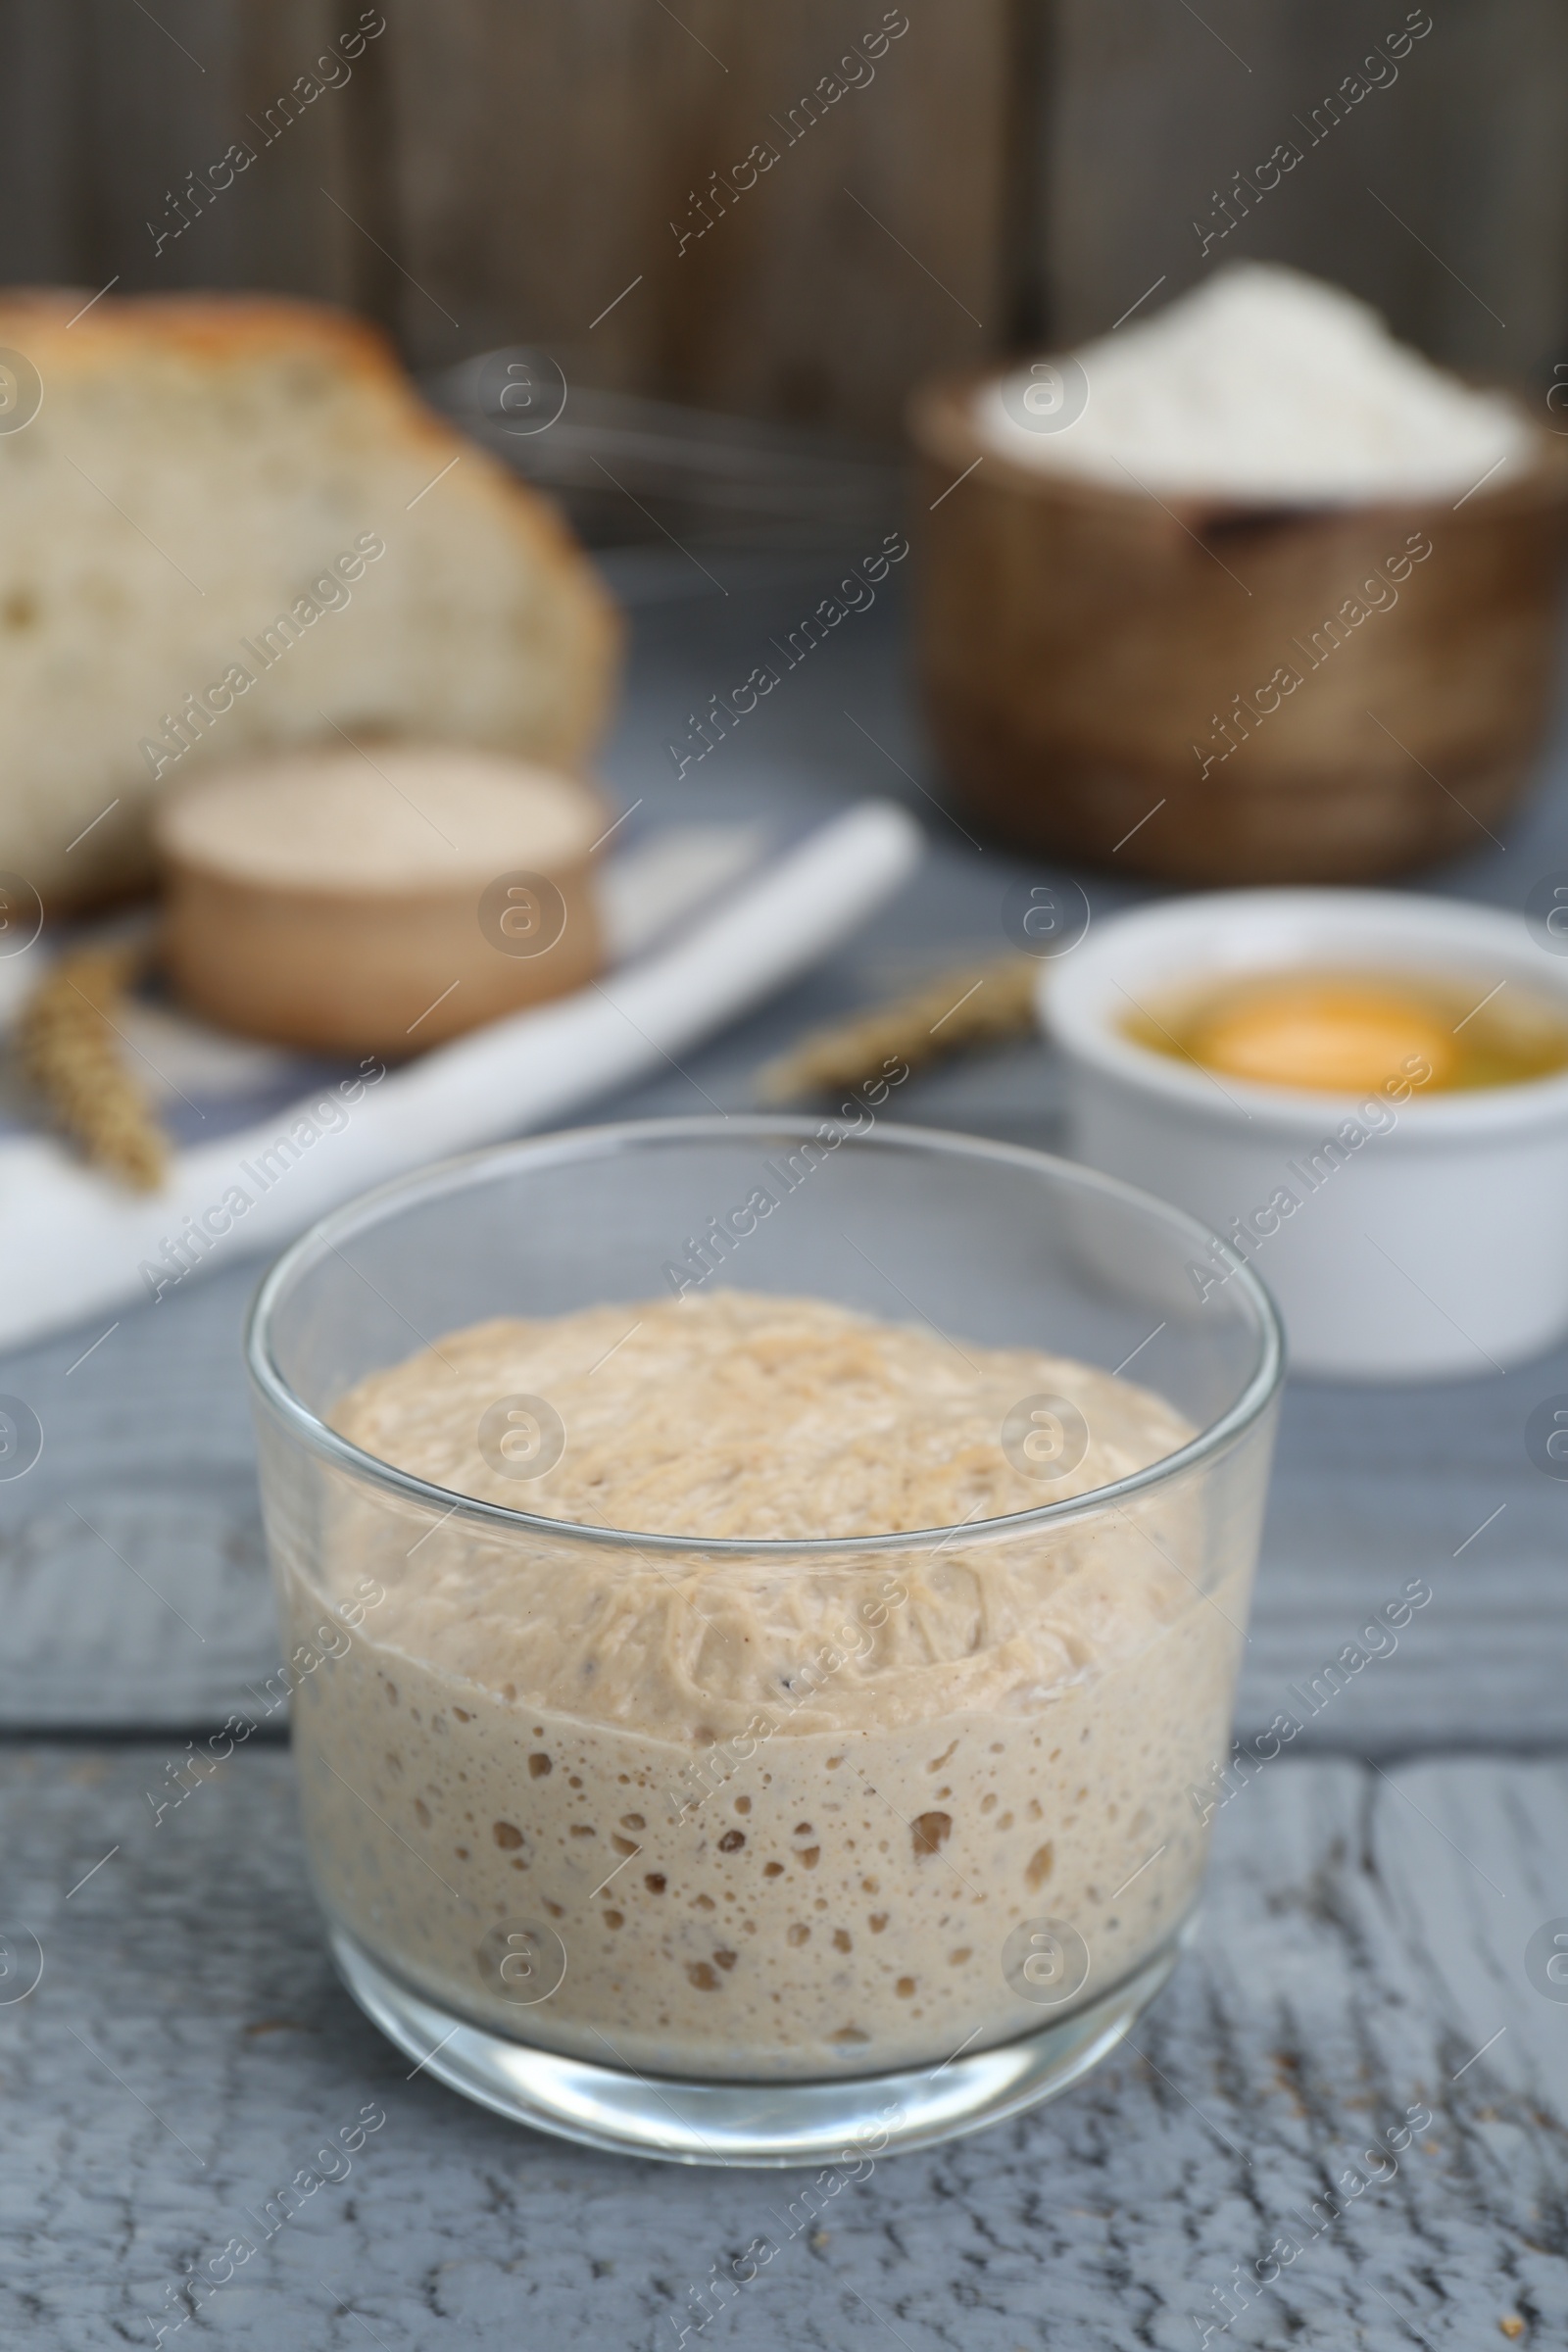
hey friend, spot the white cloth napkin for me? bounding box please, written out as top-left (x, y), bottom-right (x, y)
top-left (0, 800), bottom-right (922, 1348)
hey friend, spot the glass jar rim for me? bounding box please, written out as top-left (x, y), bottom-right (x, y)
top-left (244, 1115), bottom-right (1286, 1559)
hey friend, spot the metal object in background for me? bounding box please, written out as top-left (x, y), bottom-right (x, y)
top-left (427, 346), bottom-right (905, 551)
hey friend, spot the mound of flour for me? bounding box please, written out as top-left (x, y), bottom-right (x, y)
top-left (975, 264), bottom-right (1533, 505)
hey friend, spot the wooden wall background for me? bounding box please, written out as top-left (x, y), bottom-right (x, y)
top-left (0, 0), bottom-right (1561, 438)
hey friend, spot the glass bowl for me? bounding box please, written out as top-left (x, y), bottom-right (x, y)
top-left (245, 1116), bottom-right (1283, 2166)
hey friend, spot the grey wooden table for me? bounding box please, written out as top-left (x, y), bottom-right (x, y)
top-left (3, 551), bottom-right (1566, 2350)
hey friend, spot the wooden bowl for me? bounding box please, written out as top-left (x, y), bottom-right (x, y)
top-left (155, 747), bottom-right (608, 1054)
top-left (909, 372), bottom-right (1568, 884)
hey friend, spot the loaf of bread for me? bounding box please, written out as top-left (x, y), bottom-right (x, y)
top-left (0, 291), bottom-right (619, 909)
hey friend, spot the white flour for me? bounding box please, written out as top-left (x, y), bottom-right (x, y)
top-left (976, 263), bottom-right (1532, 505)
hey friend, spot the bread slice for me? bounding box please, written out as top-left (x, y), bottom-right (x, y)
top-left (0, 291), bottom-right (619, 909)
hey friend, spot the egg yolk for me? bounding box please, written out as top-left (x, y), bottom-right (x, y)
top-left (1187, 981), bottom-right (1456, 1092)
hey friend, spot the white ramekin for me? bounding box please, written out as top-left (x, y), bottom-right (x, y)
top-left (1044, 888), bottom-right (1568, 1381)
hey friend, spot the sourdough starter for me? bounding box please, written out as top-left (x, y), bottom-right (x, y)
top-left (281, 1292), bottom-right (1250, 2079)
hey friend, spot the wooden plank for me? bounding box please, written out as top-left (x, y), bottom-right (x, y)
top-left (85, 0), bottom-right (377, 307)
top-left (220, 0), bottom-right (386, 309)
top-left (377, 0), bottom-right (1010, 430)
top-left (0, 0), bottom-right (95, 287)
top-left (1403, 0), bottom-right (1568, 378)
top-left (1044, 0), bottom-right (1568, 386)
top-left (78, 0), bottom-right (252, 294)
top-left (1, 1744), bottom-right (1560, 2343)
top-left (6, 0), bottom-right (1566, 427)
top-left (0, 0), bottom-right (391, 311)
top-left (0, 0), bottom-right (1012, 430)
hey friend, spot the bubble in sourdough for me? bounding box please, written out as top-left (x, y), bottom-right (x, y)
top-left (281, 1291), bottom-right (1250, 2080)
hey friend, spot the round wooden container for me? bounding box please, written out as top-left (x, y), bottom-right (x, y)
top-left (155, 747), bottom-right (608, 1054)
top-left (909, 374), bottom-right (1568, 884)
